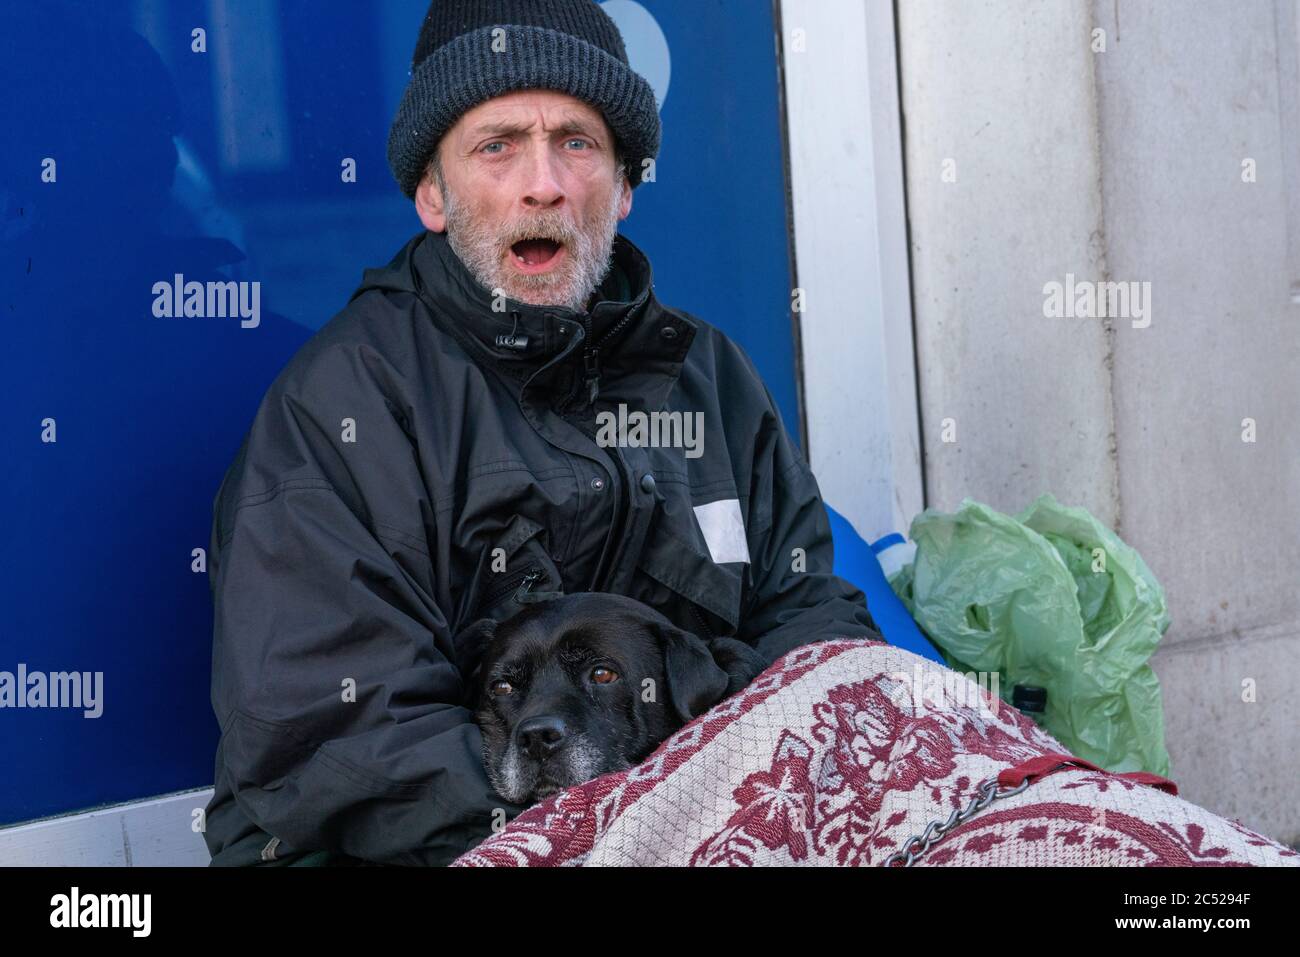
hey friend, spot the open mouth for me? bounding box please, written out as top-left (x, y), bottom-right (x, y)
top-left (509, 236), bottom-right (566, 274)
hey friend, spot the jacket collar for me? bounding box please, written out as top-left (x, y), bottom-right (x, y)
top-left (408, 228), bottom-right (696, 394)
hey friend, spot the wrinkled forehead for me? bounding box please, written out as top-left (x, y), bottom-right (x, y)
top-left (447, 90), bottom-right (613, 143)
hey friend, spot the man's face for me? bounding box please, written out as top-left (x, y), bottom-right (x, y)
top-left (414, 90), bottom-right (634, 312)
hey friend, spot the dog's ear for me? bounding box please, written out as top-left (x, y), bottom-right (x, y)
top-left (452, 616), bottom-right (498, 706)
top-left (658, 623), bottom-right (771, 725)
top-left (659, 623), bottom-right (730, 725)
top-left (703, 636), bottom-right (770, 695)
top-left (650, 617), bottom-right (775, 725)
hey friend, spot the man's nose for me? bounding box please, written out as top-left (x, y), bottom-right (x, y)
top-left (520, 147), bottom-right (565, 209)
top-left (515, 715), bottom-right (568, 760)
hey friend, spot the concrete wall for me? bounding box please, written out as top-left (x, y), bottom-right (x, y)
top-left (897, 0), bottom-right (1300, 843)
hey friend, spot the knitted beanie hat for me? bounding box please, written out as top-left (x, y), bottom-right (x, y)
top-left (387, 0), bottom-right (661, 199)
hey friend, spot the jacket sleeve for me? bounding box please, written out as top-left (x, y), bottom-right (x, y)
top-left (734, 382), bottom-right (882, 666)
top-left (208, 342), bottom-right (525, 866)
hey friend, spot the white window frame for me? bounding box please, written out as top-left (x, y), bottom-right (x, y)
top-left (778, 0), bottom-right (923, 541)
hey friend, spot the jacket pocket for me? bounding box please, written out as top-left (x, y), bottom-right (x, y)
top-left (453, 514), bottom-right (564, 632)
top-left (633, 519), bottom-right (744, 639)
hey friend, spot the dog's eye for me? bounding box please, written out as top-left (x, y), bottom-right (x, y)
top-left (590, 667), bottom-right (619, 684)
top-left (490, 679), bottom-right (514, 696)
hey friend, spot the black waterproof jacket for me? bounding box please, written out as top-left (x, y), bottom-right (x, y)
top-left (204, 228), bottom-right (880, 866)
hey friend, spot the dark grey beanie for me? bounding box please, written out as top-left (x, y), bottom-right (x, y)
top-left (387, 0), bottom-right (661, 199)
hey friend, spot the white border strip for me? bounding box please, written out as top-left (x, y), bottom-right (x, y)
top-left (0, 788), bottom-right (214, 867)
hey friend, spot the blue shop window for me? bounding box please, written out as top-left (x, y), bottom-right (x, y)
top-left (1, 1), bottom-right (800, 824)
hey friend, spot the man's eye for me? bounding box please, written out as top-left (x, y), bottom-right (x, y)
top-left (481, 142), bottom-right (505, 154)
top-left (491, 679), bottom-right (514, 696)
top-left (590, 667), bottom-right (619, 684)
top-left (566, 138), bottom-right (589, 150)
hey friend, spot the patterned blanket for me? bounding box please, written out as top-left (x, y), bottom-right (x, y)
top-left (453, 640), bottom-right (1297, 867)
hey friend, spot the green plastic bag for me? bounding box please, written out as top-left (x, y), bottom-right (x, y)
top-left (888, 493), bottom-right (1171, 775)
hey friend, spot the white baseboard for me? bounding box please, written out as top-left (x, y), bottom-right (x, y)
top-left (0, 788), bottom-right (214, 867)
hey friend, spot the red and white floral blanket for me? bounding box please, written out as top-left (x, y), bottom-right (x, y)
top-left (453, 640), bottom-right (1297, 867)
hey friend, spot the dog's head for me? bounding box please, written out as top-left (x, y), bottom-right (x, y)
top-left (457, 592), bottom-right (767, 805)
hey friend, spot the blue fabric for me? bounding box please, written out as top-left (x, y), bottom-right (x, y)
top-left (825, 505), bottom-right (944, 664)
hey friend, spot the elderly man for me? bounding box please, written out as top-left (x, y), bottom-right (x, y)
top-left (204, 0), bottom-right (879, 867)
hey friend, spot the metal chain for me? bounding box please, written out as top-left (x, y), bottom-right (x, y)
top-left (884, 762), bottom-right (1070, 867)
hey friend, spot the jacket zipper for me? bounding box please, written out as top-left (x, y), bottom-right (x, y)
top-left (689, 602), bottom-right (716, 640)
top-left (558, 306), bottom-right (647, 587)
top-left (580, 308), bottom-right (641, 407)
top-left (514, 569), bottom-right (542, 600)
top-left (582, 307), bottom-right (650, 589)
top-left (581, 315), bottom-right (601, 405)
top-left (479, 566), bottom-right (542, 609)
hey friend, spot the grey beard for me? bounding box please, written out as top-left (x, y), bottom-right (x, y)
top-left (443, 176), bottom-right (623, 313)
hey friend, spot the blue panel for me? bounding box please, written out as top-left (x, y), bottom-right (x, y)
top-left (0, 1), bottom-right (797, 824)
top-left (614, 0), bottom-right (801, 442)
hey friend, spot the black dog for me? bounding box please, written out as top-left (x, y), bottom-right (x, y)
top-left (455, 593), bottom-right (768, 806)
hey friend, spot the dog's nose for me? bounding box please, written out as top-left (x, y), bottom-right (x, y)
top-left (516, 715), bottom-right (568, 760)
